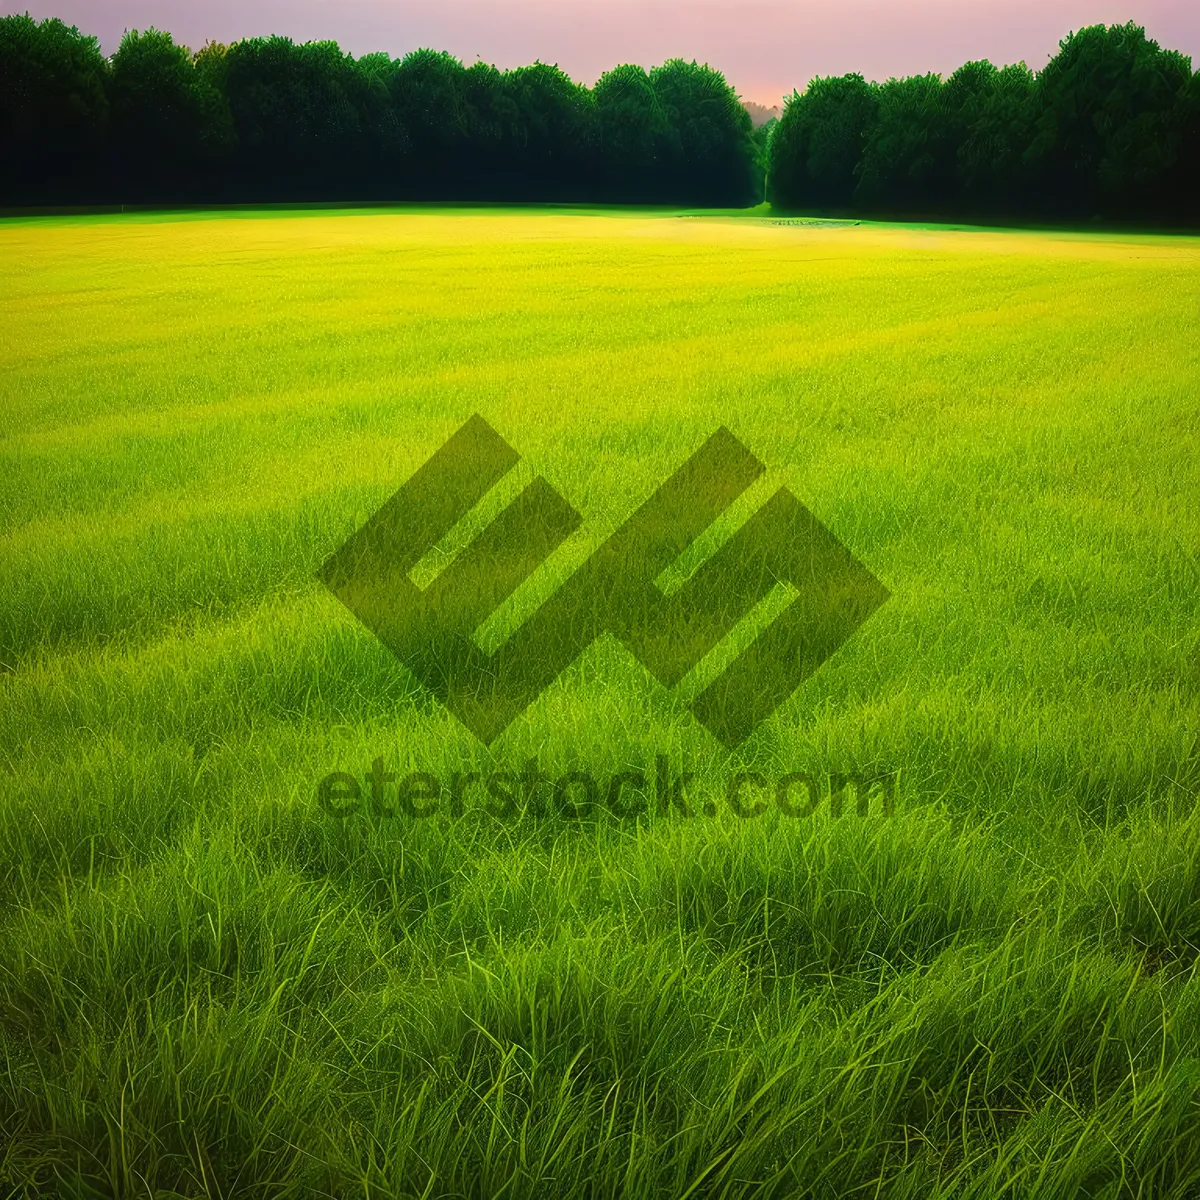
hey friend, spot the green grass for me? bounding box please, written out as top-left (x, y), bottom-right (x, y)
top-left (1, 205), bottom-right (1199, 1198)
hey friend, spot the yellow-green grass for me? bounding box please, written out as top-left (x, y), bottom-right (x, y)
top-left (1, 206), bottom-right (1199, 1197)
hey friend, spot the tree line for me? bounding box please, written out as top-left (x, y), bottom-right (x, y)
top-left (768, 23), bottom-right (1199, 223)
top-left (0, 14), bottom-right (761, 207)
top-left (1, 14), bottom-right (1197, 222)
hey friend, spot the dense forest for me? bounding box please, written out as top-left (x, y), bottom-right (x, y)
top-left (0, 15), bottom-right (760, 207)
top-left (0, 13), bottom-right (1196, 221)
top-left (769, 22), bottom-right (1199, 223)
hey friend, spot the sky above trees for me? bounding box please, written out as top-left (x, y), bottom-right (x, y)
top-left (5, 0), bottom-right (1198, 105)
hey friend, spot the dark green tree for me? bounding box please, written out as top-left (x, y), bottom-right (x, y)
top-left (1, 13), bottom-right (1197, 218)
top-left (504, 62), bottom-right (597, 197)
top-left (855, 62), bottom-right (1003, 214)
top-left (223, 37), bottom-right (368, 197)
top-left (957, 62), bottom-right (1038, 212)
top-left (387, 49), bottom-right (470, 191)
top-left (594, 64), bottom-right (671, 199)
top-left (1173, 70), bottom-right (1200, 221)
top-left (109, 28), bottom-right (234, 199)
top-left (1028, 23), bottom-right (1192, 216)
top-left (768, 73), bottom-right (878, 210)
top-left (650, 59), bottom-right (757, 206)
top-left (354, 52), bottom-right (410, 193)
top-left (854, 72), bottom-right (947, 212)
top-left (461, 61), bottom-right (517, 187)
top-left (0, 14), bottom-right (109, 202)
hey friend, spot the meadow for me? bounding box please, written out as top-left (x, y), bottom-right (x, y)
top-left (1, 205), bottom-right (1199, 1198)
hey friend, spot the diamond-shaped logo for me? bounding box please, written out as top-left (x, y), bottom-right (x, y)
top-left (321, 415), bottom-right (889, 746)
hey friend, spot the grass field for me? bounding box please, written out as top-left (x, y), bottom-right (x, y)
top-left (2, 205), bottom-right (1199, 1198)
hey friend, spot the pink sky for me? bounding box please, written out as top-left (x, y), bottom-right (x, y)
top-left (8, 0), bottom-right (1198, 106)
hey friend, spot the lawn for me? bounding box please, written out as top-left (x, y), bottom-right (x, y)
top-left (1, 205), bottom-right (1199, 1198)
